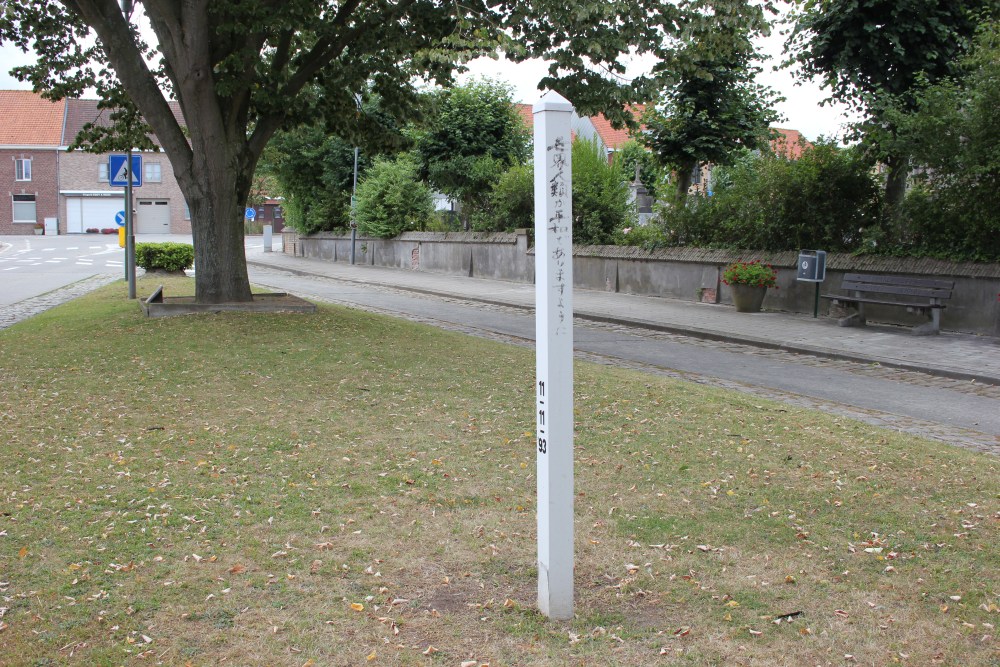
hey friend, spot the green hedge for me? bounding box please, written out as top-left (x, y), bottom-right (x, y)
top-left (135, 242), bottom-right (195, 272)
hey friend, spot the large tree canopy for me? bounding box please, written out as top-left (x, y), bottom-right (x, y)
top-left (415, 79), bottom-right (529, 229)
top-left (786, 0), bottom-right (993, 205)
top-left (1, 0), bottom-right (680, 303)
top-left (643, 0), bottom-right (782, 200)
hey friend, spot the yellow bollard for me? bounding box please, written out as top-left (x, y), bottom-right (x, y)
top-left (118, 227), bottom-right (125, 248)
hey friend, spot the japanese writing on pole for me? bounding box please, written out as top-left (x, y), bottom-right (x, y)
top-left (548, 136), bottom-right (569, 337)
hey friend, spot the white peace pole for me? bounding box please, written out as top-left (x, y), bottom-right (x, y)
top-left (533, 91), bottom-right (574, 620)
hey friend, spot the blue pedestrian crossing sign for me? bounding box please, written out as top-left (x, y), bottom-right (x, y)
top-left (109, 154), bottom-right (142, 187)
top-left (115, 210), bottom-right (126, 227)
top-left (245, 207), bottom-right (257, 220)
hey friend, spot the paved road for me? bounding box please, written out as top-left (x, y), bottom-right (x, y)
top-left (0, 234), bottom-right (125, 305)
top-left (246, 263), bottom-right (1000, 456)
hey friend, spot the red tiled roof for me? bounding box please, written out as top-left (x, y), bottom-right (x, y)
top-left (771, 128), bottom-right (811, 159)
top-left (0, 90), bottom-right (66, 146)
top-left (590, 105), bottom-right (645, 151)
top-left (63, 97), bottom-right (186, 147)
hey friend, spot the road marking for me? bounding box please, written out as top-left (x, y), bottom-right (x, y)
top-left (3, 267), bottom-right (18, 271)
top-left (41, 248), bottom-right (56, 252)
top-left (45, 260), bottom-right (63, 264)
top-left (66, 246), bottom-right (79, 250)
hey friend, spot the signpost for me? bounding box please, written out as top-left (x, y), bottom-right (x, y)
top-left (533, 91), bottom-right (574, 620)
top-left (245, 207), bottom-right (257, 221)
top-left (110, 153), bottom-right (141, 298)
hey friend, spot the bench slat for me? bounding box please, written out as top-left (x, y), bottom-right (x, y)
top-left (841, 273), bottom-right (954, 289)
top-left (821, 294), bottom-right (945, 309)
top-left (839, 281), bottom-right (952, 299)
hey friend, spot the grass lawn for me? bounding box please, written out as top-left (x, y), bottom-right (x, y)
top-left (1, 276), bottom-right (997, 666)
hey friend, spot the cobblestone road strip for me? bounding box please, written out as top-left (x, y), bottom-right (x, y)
top-left (253, 271), bottom-right (999, 456)
top-left (0, 274), bottom-right (119, 330)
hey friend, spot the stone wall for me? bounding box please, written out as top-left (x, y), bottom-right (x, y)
top-left (291, 231), bottom-right (1000, 336)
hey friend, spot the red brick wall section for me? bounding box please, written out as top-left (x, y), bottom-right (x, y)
top-left (1, 149), bottom-right (59, 235)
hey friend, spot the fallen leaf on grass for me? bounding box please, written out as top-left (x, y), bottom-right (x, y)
top-left (228, 564), bottom-right (246, 574)
top-left (18, 547), bottom-right (28, 559)
top-left (422, 646), bottom-right (438, 655)
top-left (350, 603), bottom-right (364, 612)
top-left (673, 626), bottom-right (691, 637)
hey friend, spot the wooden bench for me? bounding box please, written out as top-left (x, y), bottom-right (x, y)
top-left (821, 273), bottom-right (954, 335)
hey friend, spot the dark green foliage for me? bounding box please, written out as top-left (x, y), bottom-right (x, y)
top-left (135, 243), bottom-right (195, 272)
top-left (465, 139), bottom-right (635, 240)
top-left (643, 0), bottom-right (782, 199)
top-left (885, 23), bottom-right (1000, 261)
top-left (616, 140), bottom-right (666, 199)
top-left (354, 155), bottom-right (433, 238)
top-left (479, 164), bottom-right (535, 232)
top-left (416, 80), bottom-right (529, 227)
top-left (571, 138), bottom-right (635, 245)
top-left (657, 143), bottom-right (883, 251)
top-left (262, 126), bottom-right (362, 235)
top-left (786, 0), bottom-right (992, 205)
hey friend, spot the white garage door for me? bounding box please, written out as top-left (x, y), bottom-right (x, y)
top-left (136, 199), bottom-right (171, 234)
top-left (66, 197), bottom-right (124, 234)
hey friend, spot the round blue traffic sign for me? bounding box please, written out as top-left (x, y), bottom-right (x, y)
top-left (115, 210), bottom-right (126, 227)
top-left (245, 207), bottom-right (257, 220)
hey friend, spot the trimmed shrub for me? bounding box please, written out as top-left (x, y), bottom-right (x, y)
top-left (354, 154), bottom-right (434, 238)
top-left (135, 242), bottom-right (195, 272)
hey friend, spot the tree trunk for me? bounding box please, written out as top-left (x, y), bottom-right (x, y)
top-left (187, 180), bottom-right (254, 304)
top-left (181, 137), bottom-right (255, 304)
top-left (674, 159), bottom-right (696, 203)
top-left (884, 153), bottom-right (909, 209)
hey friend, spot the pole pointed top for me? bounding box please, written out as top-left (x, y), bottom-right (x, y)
top-left (533, 90), bottom-right (574, 114)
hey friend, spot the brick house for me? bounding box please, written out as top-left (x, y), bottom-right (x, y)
top-left (0, 90), bottom-right (64, 235)
top-left (0, 90), bottom-right (192, 235)
top-left (59, 98), bottom-right (190, 234)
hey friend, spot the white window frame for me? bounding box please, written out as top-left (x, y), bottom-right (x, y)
top-left (15, 158), bottom-right (31, 182)
top-left (98, 162), bottom-right (109, 182)
top-left (12, 193), bottom-right (37, 224)
top-left (144, 161), bottom-right (162, 183)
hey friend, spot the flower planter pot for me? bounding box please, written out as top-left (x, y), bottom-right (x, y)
top-left (33, 228), bottom-right (43, 235)
top-left (730, 284), bottom-right (767, 312)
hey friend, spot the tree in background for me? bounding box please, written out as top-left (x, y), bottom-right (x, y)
top-left (786, 0), bottom-right (992, 207)
top-left (643, 0), bottom-right (782, 201)
top-left (1, 0), bottom-right (683, 303)
top-left (888, 22), bottom-right (1000, 260)
top-left (354, 154), bottom-right (434, 239)
top-left (262, 126), bottom-right (361, 235)
top-left (617, 140), bottom-right (667, 200)
top-left (415, 80), bottom-right (529, 229)
top-left (571, 138), bottom-right (635, 245)
top-left (657, 142), bottom-right (883, 251)
top-left (260, 95), bottom-right (411, 235)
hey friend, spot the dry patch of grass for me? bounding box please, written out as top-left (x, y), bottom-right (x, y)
top-left (0, 276), bottom-right (997, 666)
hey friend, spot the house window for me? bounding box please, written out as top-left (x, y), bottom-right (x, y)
top-left (12, 194), bottom-right (37, 223)
top-left (274, 206), bottom-right (282, 219)
top-left (98, 162), bottom-right (109, 182)
top-left (15, 158), bottom-right (31, 181)
top-left (145, 162), bottom-right (162, 183)
top-left (183, 201), bottom-right (190, 220)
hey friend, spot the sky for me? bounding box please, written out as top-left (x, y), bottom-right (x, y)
top-left (0, 16), bottom-right (861, 143)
